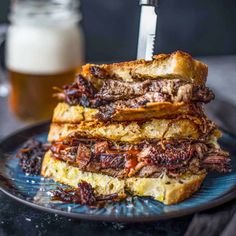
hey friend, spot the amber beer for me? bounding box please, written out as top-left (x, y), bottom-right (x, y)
top-left (8, 69), bottom-right (77, 121)
top-left (6, 0), bottom-right (84, 122)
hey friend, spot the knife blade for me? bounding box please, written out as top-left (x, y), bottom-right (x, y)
top-left (137, 0), bottom-right (158, 60)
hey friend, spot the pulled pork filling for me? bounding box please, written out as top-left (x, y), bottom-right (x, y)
top-left (57, 75), bottom-right (215, 118)
top-left (50, 137), bottom-right (230, 179)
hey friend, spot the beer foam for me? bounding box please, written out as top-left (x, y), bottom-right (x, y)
top-left (6, 24), bottom-right (84, 74)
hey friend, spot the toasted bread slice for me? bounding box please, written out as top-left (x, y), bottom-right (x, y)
top-left (52, 102), bottom-right (203, 123)
top-left (48, 116), bottom-right (217, 143)
top-left (41, 151), bottom-right (206, 205)
top-left (82, 51), bottom-right (208, 87)
top-left (53, 103), bottom-right (98, 123)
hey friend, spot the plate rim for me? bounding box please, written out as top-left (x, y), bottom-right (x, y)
top-left (0, 122), bottom-right (236, 222)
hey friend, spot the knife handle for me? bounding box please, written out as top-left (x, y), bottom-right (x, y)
top-left (139, 0), bottom-right (158, 7)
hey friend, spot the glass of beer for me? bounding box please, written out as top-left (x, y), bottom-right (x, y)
top-left (5, 0), bottom-right (84, 122)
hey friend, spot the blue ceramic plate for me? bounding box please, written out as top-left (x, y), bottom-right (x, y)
top-left (0, 122), bottom-right (236, 222)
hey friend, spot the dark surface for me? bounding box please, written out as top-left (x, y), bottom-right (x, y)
top-left (0, 191), bottom-right (236, 236)
top-left (0, 195), bottom-right (191, 236)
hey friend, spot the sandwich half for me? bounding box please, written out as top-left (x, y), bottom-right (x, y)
top-left (42, 150), bottom-right (206, 205)
top-left (56, 51), bottom-right (214, 122)
top-left (41, 51), bottom-right (230, 205)
top-left (42, 135), bottom-right (229, 205)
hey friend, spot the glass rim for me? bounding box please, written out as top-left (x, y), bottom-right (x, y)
top-left (9, 0), bottom-right (81, 24)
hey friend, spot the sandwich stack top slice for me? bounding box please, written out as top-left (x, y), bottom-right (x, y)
top-left (56, 51), bottom-right (213, 122)
top-left (42, 51), bottom-right (230, 205)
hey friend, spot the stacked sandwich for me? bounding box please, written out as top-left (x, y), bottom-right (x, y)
top-left (41, 51), bottom-right (230, 205)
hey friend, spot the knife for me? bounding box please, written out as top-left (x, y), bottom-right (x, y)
top-left (137, 0), bottom-right (158, 60)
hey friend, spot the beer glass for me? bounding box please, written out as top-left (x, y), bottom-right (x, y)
top-left (5, 0), bottom-right (84, 122)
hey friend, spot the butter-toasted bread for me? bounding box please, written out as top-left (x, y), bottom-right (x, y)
top-left (48, 116), bottom-right (217, 143)
top-left (52, 102), bottom-right (203, 123)
top-left (82, 51), bottom-right (208, 88)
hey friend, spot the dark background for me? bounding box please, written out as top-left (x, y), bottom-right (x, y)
top-left (0, 0), bottom-right (236, 62)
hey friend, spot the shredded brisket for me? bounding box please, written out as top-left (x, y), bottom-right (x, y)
top-left (60, 75), bottom-right (100, 107)
top-left (95, 79), bottom-right (214, 104)
top-left (56, 76), bottom-right (214, 114)
top-left (51, 181), bottom-right (120, 206)
top-left (202, 151), bottom-right (231, 172)
top-left (50, 138), bottom-right (230, 179)
top-left (17, 139), bottom-right (49, 175)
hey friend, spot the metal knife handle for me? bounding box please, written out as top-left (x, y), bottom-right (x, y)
top-left (139, 0), bottom-right (158, 7)
top-left (137, 0), bottom-right (158, 60)
top-left (137, 5), bottom-right (157, 60)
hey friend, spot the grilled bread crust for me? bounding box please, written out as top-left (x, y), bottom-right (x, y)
top-left (41, 151), bottom-right (206, 205)
top-left (48, 116), bottom-right (218, 143)
top-left (52, 102), bottom-right (203, 123)
top-left (82, 51), bottom-right (208, 88)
